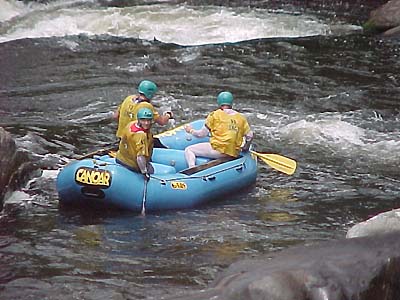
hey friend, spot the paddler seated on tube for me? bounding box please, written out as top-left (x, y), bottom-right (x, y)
top-left (116, 107), bottom-right (155, 180)
top-left (184, 91), bottom-right (254, 168)
top-left (113, 80), bottom-right (173, 148)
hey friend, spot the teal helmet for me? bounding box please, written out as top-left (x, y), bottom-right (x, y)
top-left (138, 80), bottom-right (158, 100)
top-left (137, 107), bottom-right (154, 120)
top-left (217, 91), bottom-right (233, 107)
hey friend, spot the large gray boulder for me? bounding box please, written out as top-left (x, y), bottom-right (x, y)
top-left (0, 128), bottom-right (18, 204)
top-left (170, 232), bottom-right (400, 300)
top-left (364, 0), bottom-right (400, 36)
top-left (0, 127), bottom-right (32, 209)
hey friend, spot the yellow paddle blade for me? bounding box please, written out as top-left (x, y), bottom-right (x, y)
top-left (250, 151), bottom-right (297, 175)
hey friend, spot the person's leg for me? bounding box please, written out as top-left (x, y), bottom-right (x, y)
top-left (185, 143), bottom-right (228, 168)
top-left (184, 145), bottom-right (198, 168)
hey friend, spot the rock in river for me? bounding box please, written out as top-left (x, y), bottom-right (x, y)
top-left (171, 231), bottom-right (400, 300)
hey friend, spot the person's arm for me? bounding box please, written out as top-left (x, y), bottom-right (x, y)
top-left (242, 130), bottom-right (254, 152)
top-left (154, 107), bottom-right (174, 126)
top-left (155, 112), bottom-right (172, 126)
top-left (137, 155), bottom-right (150, 180)
top-left (134, 131), bottom-right (152, 175)
top-left (113, 105), bottom-right (121, 120)
top-left (113, 110), bottom-right (119, 120)
top-left (137, 155), bottom-right (148, 174)
top-left (185, 125), bottom-right (209, 138)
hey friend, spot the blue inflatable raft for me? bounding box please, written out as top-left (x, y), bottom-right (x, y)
top-left (56, 120), bottom-right (258, 212)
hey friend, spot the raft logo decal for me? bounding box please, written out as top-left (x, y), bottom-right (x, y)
top-left (75, 167), bottom-right (111, 188)
top-left (170, 181), bottom-right (187, 190)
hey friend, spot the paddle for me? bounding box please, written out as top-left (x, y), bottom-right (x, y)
top-left (141, 175), bottom-right (149, 216)
top-left (78, 143), bottom-right (119, 160)
top-left (250, 150), bottom-right (297, 175)
top-left (77, 124), bottom-right (168, 161)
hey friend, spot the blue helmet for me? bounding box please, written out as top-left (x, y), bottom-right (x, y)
top-left (138, 80), bottom-right (158, 100)
top-left (137, 107), bottom-right (153, 120)
top-left (217, 91), bottom-right (233, 107)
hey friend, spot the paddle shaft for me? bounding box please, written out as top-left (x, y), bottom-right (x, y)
top-left (141, 177), bottom-right (149, 216)
top-left (78, 143), bottom-right (119, 160)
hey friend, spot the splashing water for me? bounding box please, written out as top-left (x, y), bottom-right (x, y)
top-left (0, 2), bottom-right (346, 45)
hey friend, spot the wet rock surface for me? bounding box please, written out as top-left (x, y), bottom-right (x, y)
top-left (171, 232), bottom-right (400, 300)
top-left (347, 209), bottom-right (400, 238)
top-left (366, 0), bottom-right (400, 36)
top-left (0, 128), bottom-right (18, 206)
top-left (0, 128), bottom-right (36, 209)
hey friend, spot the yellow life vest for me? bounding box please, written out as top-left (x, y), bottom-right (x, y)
top-left (205, 109), bottom-right (251, 157)
top-left (116, 95), bottom-right (160, 138)
top-left (116, 122), bottom-right (153, 171)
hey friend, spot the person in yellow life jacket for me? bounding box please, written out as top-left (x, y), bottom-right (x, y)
top-left (116, 107), bottom-right (155, 179)
top-left (114, 80), bottom-right (173, 143)
top-left (184, 91), bottom-right (253, 168)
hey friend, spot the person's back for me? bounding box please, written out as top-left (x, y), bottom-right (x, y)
top-left (114, 80), bottom-right (173, 139)
top-left (184, 91), bottom-right (253, 168)
top-left (116, 97), bottom-right (156, 138)
top-left (206, 108), bottom-right (250, 158)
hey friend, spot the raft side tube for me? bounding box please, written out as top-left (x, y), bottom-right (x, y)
top-left (155, 120), bottom-right (209, 150)
top-left (144, 153), bottom-right (257, 211)
top-left (152, 148), bottom-right (211, 172)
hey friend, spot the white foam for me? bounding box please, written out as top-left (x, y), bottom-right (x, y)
top-left (0, 3), bottom-right (347, 45)
top-left (3, 190), bottom-right (32, 205)
top-left (41, 169), bottom-right (60, 179)
top-left (277, 116), bottom-right (400, 168)
top-left (281, 119), bottom-right (365, 147)
top-left (0, 0), bottom-right (31, 22)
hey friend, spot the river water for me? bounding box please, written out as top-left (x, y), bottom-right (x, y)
top-left (0, 0), bottom-right (399, 299)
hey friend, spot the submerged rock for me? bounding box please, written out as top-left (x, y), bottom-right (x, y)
top-left (171, 232), bottom-right (400, 300)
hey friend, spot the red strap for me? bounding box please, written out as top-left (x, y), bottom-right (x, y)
top-left (129, 123), bottom-right (144, 133)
